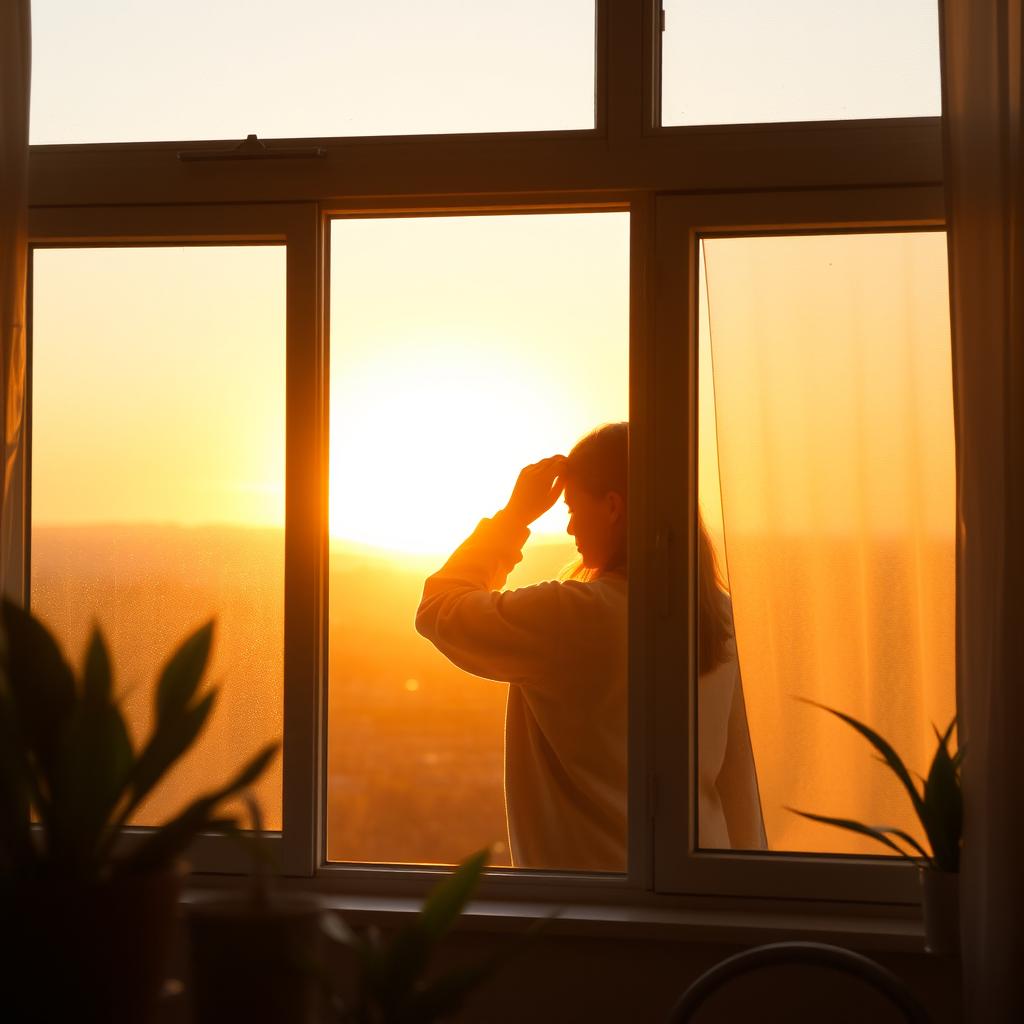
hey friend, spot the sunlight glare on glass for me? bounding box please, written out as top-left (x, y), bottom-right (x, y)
top-left (328, 213), bottom-right (628, 558)
top-left (31, 0), bottom-right (595, 144)
top-left (662, 0), bottom-right (941, 126)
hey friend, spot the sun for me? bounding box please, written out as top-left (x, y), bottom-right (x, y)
top-left (328, 343), bottom-right (574, 556)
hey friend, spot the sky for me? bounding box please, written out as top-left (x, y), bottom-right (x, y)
top-left (29, 1), bottom-right (939, 144)
top-left (29, 2), bottom-right (945, 555)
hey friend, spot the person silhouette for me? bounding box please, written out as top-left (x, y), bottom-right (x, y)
top-left (416, 422), bottom-right (764, 871)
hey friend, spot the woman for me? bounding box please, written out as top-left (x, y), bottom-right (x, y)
top-left (696, 515), bottom-right (767, 851)
top-left (416, 422), bottom-right (763, 871)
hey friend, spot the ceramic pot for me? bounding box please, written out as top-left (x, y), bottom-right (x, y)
top-left (919, 866), bottom-right (960, 956)
top-left (186, 893), bottom-right (325, 1024)
top-left (4, 869), bottom-right (181, 1024)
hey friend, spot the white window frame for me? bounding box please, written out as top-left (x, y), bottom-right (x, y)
top-left (26, 203), bottom-right (322, 877)
top-left (651, 186), bottom-right (947, 906)
top-left (22, 0), bottom-right (950, 917)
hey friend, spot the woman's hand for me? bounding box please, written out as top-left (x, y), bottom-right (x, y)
top-left (501, 455), bottom-right (567, 528)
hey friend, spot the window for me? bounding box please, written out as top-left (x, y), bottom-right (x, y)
top-left (326, 212), bottom-right (628, 867)
top-left (24, 2), bottom-right (951, 911)
top-left (696, 231), bottom-right (954, 857)
top-left (30, 244), bottom-right (286, 829)
top-left (660, 1), bottom-right (942, 126)
top-left (30, 0), bottom-right (596, 144)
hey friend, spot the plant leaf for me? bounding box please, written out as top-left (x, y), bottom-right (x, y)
top-left (114, 742), bottom-right (278, 876)
top-left (788, 807), bottom-right (917, 860)
top-left (154, 620), bottom-right (214, 722)
top-left (82, 626), bottom-right (113, 709)
top-left (798, 698), bottom-right (926, 823)
top-left (368, 849), bottom-right (490, 1011)
top-left (418, 847), bottom-right (489, 941)
top-left (880, 825), bottom-right (931, 863)
top-left (0, 600), bottom-right (77, 787)
top-left (921, 726), bottom-right (962, 872)
top-left (121, 690), bottom-right (217, 820)
top-left (0, 683), bottom-right (35, 872)
top-left (48, 697), bottom-right (134, 875)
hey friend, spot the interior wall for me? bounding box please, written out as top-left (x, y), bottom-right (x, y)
top-left (158, 921), bottom-right (962, 1023)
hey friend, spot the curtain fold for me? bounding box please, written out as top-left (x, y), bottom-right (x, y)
top-left (0, 0), bottom-right (31, 603)
top-left (939, 1), bottom-right (1024, 1019)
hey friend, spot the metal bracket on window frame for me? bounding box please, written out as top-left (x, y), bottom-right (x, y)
top-left (178, 134), bottom-right (327, 162)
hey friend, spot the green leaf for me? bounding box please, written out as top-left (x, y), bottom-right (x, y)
top-left (798, 699), bottom-right (926, 823)
top-left (367, 849), bottom-right (490, 1011)
top-left (114, 742), bottom-right (278, 876)
top-left (0, 600), bottom-right (77, 786)
top-left (0, 684), bottom-right (35, 872)
top-left (788, 808), bottom-right (917, 860)
top-left (155, 620), bottom-right (214, 722)
top-left (418, 848), bottom-right (489, 941)
top-left (921, 727), bottom-right (962, 872)
top-left (48, 698), bottom-right (134, 875)
top-left (406, 960), bottom-right (498, 1022)
top-left (881, 825), bottom-right (931, 863)
top-left (82, 626), bottom-right (113, 708)
top-left (122, 690), bottom-right (217, 819)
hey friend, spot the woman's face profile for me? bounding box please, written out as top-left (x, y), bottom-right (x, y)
top-left (564, 479), bottom-right (625, 570)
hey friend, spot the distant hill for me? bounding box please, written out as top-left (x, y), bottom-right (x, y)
top-left (30, 523), bottom-right (575, 866)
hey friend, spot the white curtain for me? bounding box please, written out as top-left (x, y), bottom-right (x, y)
top-left (0, 0), bottom-right (30, 602)
top-left (700, 233), bottom-right (956, 855)
top-left (940, 0), bottom-right (1024, 1019)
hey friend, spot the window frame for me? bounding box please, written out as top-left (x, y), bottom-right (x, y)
top-left (26, 203), bottom-right (323, 877)
top-left (650, 186), bottom-right (948, 906)
top-left (20, 0), bottom-right (952, 916)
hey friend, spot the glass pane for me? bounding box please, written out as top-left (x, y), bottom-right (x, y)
top-left (697, 231), bottom-right (955, 854)
top-left (328, 213), bottom-right (628, 869)
top-left (31, 0), bottom-right (594, 144)
top-left (30, 246), bottom-right (285, 829)
top-left (662, 1), bottom-right (941, 126)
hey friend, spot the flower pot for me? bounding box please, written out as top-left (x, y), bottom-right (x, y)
top-left (186, 893), bottom-right (325, 1024)
top-left (4, 869), bottom-right (181, 1024)
top-left (919, 866), bottom-right (960, 956)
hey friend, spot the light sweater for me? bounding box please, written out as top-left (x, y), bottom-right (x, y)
top-left (415, 513), bottom-right (767, 870)
top-left (416, 513), bottom-right (628, 871)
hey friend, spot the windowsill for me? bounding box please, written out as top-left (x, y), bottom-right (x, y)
top-left (181, 884), bottom-right (928, 955)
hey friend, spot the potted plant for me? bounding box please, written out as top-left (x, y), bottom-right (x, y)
top-left (791, 701), bottom-right (963, 956)
top-left (321, 848), bottom-right (535, 1024)
top-left (0, 599), bottom-right (278, 1022)
top-left (186, 797), bottom-right (327, 1024)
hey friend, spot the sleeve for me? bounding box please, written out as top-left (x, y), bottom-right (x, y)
top-left (415, 512), bottom-right (563, 684)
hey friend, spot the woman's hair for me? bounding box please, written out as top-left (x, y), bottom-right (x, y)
top-left (561, 422), bottom-right (628, 581)
top-left (698, 513), bottom-right (733, 673)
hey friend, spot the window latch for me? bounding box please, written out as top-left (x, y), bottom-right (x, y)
top-left (178, 133), bottom-right (327, 163)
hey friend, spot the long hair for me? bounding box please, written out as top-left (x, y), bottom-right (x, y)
top-left (698, 514), bottom-right (733, 673)
top-left (560, 422), bottom-right (628, 582)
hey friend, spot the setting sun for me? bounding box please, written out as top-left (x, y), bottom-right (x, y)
top-left (328, 213), bottom-right (630, 557)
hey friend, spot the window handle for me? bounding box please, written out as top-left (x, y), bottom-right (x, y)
top-left (178, 134), bottom-right (327, 162)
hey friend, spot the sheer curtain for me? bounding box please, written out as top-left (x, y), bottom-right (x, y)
top-left (699, 233), bottom-right (956, 855)
top-left (0, 0), bottom-right (30, 602)
top-left (940, 1), bottom-right (1024, 1019)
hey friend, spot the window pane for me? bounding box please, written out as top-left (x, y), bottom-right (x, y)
top-left (31, 1), bottom-right (594, 145)
top-left (662, 1), bottom-right (941, 126)
top-left (328, 213), bottom-right (628, 868)
top-left (30, 246), bottom-right (285, 829)
top-left (697, 231), bottom-right (954, 855)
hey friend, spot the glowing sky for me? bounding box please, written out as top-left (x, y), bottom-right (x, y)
top-left (29, 1), bottom-right (940, 144)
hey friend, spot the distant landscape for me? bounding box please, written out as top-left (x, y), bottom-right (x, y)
top-left (30, 523), bottom-right (954, 865)
top-left (30, 523), bottom-right (574, 866)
